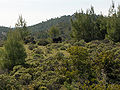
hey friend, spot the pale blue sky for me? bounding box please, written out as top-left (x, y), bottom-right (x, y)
top-left (0, 0), bottom-right (120, 27)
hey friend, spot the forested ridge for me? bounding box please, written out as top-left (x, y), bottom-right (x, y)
top-left (0, 15), bottom-right (72, 39)
top-left (0, 26), bottom-right (10, 39)
top-left (0, 2), bottom-right (120, 90)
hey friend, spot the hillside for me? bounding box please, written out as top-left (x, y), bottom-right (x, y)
top-left (28, 15), bottom-right (72, 32)
top-left (0, 26), bottom-right (10, 34)
top-left (0, 15), bottom-right (72, 40)
top-left (28, 15), bottom-right (72, 40)
top-left (0, 26), bottom-right (10, 39)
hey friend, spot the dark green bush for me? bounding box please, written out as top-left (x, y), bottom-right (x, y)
top-left (38, 39), bottom-right (50, 46)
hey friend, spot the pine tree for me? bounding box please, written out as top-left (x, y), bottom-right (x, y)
top-left (48, 26), bottom-right (59, 39)
top-left (107, 2), bottom-right (120, 42)
top-left (15, 15), bottom-right (29, 40)
top-left (71, 6), bottom-right (103, 42)
top-left (0, 30), bottom-right (27, 71)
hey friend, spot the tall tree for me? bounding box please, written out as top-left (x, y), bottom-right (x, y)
top-left (15, 15), bottom-right (29, 40)
top-left (71, 6), bottom-right (103, 42)
top-left (107, 2), bottom-right (120, 42)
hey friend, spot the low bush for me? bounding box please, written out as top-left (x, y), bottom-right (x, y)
top-left (55, 52), bottom-right (64, 60)
top-left (33, 54), bottom-right (44, 59)
top-left (37, 39), bottom-right (50, 46)
top-left (45, 48), bottom-right (52, 54)
top-left (28, 44), bottom-right (37, 50)
top-left (50, 43), bottom-right (63, 50)
top-left (60, 46), bottom-right (67, 50)
top-left (73, 39), bottom-right (86, 46)
top-left (0, 74), bottom-right (20, 89)
top-left (33, 48), bottom-right (44, 54)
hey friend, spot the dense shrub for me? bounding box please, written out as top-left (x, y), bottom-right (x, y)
top-left (28, 44), bottom-right (37, 50)
top-left (60, 46), bottom-right (67, 50)
top-left (95, 50), bottom-right (120, 84)
top-left (33, 54), bottom-right (44, 59)
top-left (33, 48), bottom-right (44, 54)
top-left (0, 74), bottom-right (20, 89)
top-left (45, 47), bottom-right (52, 54)
top-left (55, 52), bottom-right (64, 60)
top-left (0, 38), bottom-right (120, 89)
top-left (50, 43), bottom-right (63, 50)
top-left (37, 39), bottom-right (50, 46)
top-left (73, 40), bottom-right (86, 46)
top-left (67, 46), bottom-right (96, 83)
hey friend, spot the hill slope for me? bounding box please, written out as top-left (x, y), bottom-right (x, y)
top-left (28, 15), bottom-right (72, 32)
top-left (28, 15), bottom-right (73, 40)
top-left (0, 15), bottom-right (73, 40)
top-left (0, 26), bottom-right (10, 39)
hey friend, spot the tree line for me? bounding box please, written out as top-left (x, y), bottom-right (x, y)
top-left (71, 2), bottom-right (120, 42)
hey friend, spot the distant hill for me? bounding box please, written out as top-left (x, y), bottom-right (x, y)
top-left (28, 15), bottom-right (72, 32)
top-left (0, 15), bottom-right (73, 40)
top-left (0, 26), bottom-right (10, 34)
top-left (28, 15), bottom-right (73, 40)
top-left (0, 26), bottom-right (10, 39)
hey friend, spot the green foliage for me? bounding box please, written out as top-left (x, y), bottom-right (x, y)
top-left (29, 15), bottom-right (71, 32)
top-left (67, 46), bottom-right (95, 81)
top-left (0, 26), bottom-right (10, 40)
top-left (45, 47), bottom-right (52, 54)
top-left (73, 39), bottom-right (86, 46)
top-left (28, 44), bottom-right (37, 50)
top-left (50, 43), bottom-right (63, 49)
top-left (34, 48), bottom-right (44, 54)
top-left (0, 40), bottom-right (4, 47)
top-left (67, 46), bottom-right (88, 64)
top-left (94, 50), bottom-right (120, 84)
top-left (60, 46), bottom-right (67, 50)
top-left (37, 39), bottom-right (50, 46)
top-left (0, 30), bottom-right (27, 70)
top-left (71, 6), bottom-right (105, 42)
top-left (0, 40), bottom-right (120, 89)
top-left (1, 2), bottom-right (120, 89)
top-left (0, 74), bottom-right (20, 89)
top-left (48, 26), bottom-right (59, 39)
top-left (55, 52), bottom-right (64, 60)
top-left (15, 15), bottom-right (29, 40)
top-left (107, 3), bottom-right (120, 42)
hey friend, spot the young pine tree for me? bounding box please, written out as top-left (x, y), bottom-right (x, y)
top-left (15, 15), bottom-right (29, 40)
top-left (107, 2), bottom-right (120, 42)
top-left (0, 30), bottom-right (27, 71)
top-left (48, 26), bottom-right (59, 39)
top-left (71, 6), bottom-right (103, 42)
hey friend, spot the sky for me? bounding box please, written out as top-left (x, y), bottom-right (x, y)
top-left (0, 0), bottom-right (120, 27)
